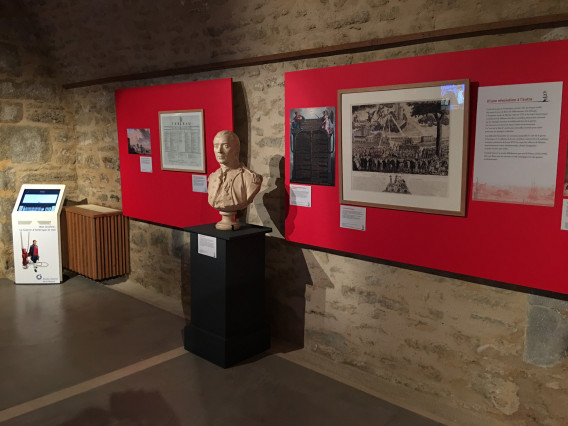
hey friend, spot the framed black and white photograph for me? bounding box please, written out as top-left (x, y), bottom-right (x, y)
top-left (289, 106), bottom-right (336, 186)
top-left (338, 80), bottom-right (469, 215)
top-left (159, 110), bottom-right (206, 173)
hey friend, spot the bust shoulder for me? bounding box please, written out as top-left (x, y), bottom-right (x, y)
top-left (240, 165), bottom-right (262, 185)
top-left (208, 168), bottom-right (222, 182)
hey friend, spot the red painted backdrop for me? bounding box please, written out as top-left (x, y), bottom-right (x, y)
top-left (115, 78), bottom-right (233, 228)
top-left (285, 41), bottom-right (568, 294)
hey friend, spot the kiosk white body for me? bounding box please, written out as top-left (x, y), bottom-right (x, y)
top-left (11, 184), bottom-right (66, 284)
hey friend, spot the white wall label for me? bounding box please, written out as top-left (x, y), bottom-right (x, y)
top-left (192, 175), bottom-right (208, 193)
top-left (140, 156), bottom-right (153, 173)
top-left (340, 205), bottom-right (366, 231)
top-left (561, 199), bottom-right (568, 231)
top-left (290, 184), bottom-right (311, 207)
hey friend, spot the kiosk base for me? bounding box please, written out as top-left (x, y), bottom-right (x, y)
top-left (183, 223), bottom-right (272, 368)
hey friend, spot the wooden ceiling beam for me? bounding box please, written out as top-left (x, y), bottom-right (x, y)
top-left (62, 13), bottom-right (568, 89)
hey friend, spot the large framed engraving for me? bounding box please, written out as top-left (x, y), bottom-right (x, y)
top-left (290, 107), bottom-right (335, 186)
top-left (339, 80), bottom-right (469, 216)
top-left (159, 110), bottom-right (206, 173)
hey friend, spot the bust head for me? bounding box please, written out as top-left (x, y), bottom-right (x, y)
top-left (208, 130), bottom-right (263, 230)
top-left (213, 130), bottom-right (240, 168)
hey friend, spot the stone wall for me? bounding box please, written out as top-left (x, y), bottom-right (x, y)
top-left (297, 250), bottom-right (568, 425)
top-left (21, 0), bottom-right (568, 84)
top-left (3, 0), bottom-right (568, 424)
top-left (0, 5), bottom-right (77, 279)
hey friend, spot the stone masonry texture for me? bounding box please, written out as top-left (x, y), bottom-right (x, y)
top-left (1, 1), bottom-right (568, 424)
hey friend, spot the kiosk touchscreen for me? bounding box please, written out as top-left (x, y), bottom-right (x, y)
top-left (12, 184), bottom-right (66, 284)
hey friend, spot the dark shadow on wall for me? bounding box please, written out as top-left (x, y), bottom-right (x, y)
top-left (265, 237), bottom-right (309, 350)
top-left (258, 155), bottom-right (286, 236)
top-left (232, 80), bottom-right (251, 224)
top-left (233, 81), bottom-right (250, 166)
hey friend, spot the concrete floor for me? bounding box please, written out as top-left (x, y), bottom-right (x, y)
top-left (0, 275), bottom-right (441, 425)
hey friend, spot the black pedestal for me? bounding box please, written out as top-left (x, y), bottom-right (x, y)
top-left (183, 223), bottom-right (272, 368)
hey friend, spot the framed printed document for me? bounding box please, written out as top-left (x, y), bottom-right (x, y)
top-left (339, 80), bottom-right (469, 216)
top-left (159, 110), bottom-right (206, 173)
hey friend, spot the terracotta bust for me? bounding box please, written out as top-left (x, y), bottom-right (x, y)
top-left (208, 130), bottom-right (263, 230)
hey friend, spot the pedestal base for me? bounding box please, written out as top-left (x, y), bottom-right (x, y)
top-left (184, 323), bottom-right (270, 368)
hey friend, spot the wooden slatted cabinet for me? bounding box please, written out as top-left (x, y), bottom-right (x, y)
top-left (61, 205), bottom-right (130, 280)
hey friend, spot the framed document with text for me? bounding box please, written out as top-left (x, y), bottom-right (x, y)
top-left (159, 110), bottom-right (206, 173)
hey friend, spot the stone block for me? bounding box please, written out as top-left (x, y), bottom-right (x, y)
top-left (528, 293), bottom-right (568, 312)
top-left (76, 131), bottom-right (97, 146)
top-left (0, 197), bottom-right (15, 221)
top-left (52, 148), bottom-right (76, 165)
top-left (0, 221), bottom-right (13, 245)
top-left (524, 304), bottom-right (568, 367)
top-left (471, 373), bottom-right (520, 415)
top-left (0, 80), bottom-right (58, 102)
top-left (171, 228), bottom-right (185, 259)
top-left (327, 11), bottom-right (370, 29)
top-left (0, 80), bottom-right (17, 98)
top-left (257, 137), bottom-right (283, 149)
top-left (0, 42), bottom-right (21, 76)
top-left (20, 171), bottom-right (77, 185)
top-left (0, 101), bottom-right (23, 123)
top-left (0, 126), bottom-right (50, 163)
top-left (150, 230), bottom-right (169, 253)
top-left (306, 329), bottom-right (348, 353)
top-left (26, 104), bottom-right (67, 124)
top-left (85, 155), bottom-right (99, 169)
top-left (131, 231), bottom-right (147, 247)
top-left (0, 168), bottom-right (15, 191)
top-left (22, 81), bottom-right (59, 103)
top-left (55, 131), bottom-right (71, 143)
top-left (102, 156), bottom-right (120, 170)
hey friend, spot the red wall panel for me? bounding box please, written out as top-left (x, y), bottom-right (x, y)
top-left (115, 78), bottom-right (233, 228)
top-left (285, 41), bottom-right (568, 294)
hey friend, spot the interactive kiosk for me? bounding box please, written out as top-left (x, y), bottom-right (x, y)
top-left (11, 184), bottom-right (66, 284)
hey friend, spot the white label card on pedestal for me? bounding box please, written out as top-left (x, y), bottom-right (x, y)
top-left (290, 184), bottom-right (312, 207)
top-left (561, 199), bottom-right (568, 231)
top-left (197, 234), bottom-right (217, 258)
top-left (140, 156), bottom-right (153, 173)
top-left (340, 205), bottom-right (366, 231)
top-left (192, 175), bottom-right (208, 193)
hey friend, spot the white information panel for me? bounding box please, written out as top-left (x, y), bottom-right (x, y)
top-left (11, 184), bottom-right (66, 284)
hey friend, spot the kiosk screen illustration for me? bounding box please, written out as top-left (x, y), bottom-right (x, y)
top-left (19, 233), bottom-right (49, 273)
